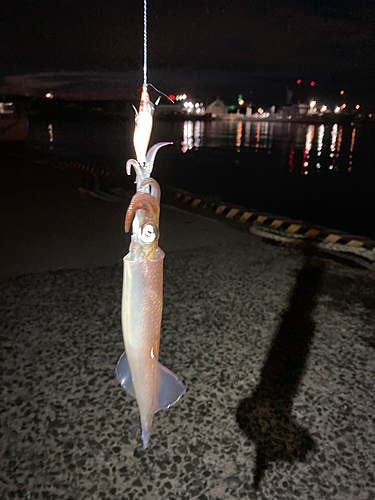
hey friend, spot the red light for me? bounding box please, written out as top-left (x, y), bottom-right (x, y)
top-left (297, 79), bottom-right (302, 84)
top-left (168, 94), bottom-right (175, 101)
top-left (310, 81), bottom-right (315, 86)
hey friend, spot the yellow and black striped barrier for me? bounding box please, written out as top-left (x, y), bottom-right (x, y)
top-left (33, 157), bottom-right (111, 179)
top-left (174, 189), bottom-right (375, 255)
top-left (67, 161), bottom-right (111, 178)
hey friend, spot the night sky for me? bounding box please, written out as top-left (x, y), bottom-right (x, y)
top-left (1, 0), bottom-right (374, 107)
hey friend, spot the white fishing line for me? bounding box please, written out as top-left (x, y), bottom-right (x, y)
top-left (143, 0), bottom-right (147, 87)
top-left (143, 0), bottom-right (174, 103)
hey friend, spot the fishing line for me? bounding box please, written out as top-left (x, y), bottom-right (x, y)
top-left (143, 0), bottom-right (174, 103)
top-left (143, 0), bottom-right (147, 87)
top-left (147, 83), bottom-right (175, 103)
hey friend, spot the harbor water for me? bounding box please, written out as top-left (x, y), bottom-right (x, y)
top-left (26, 117), bottom-right (375, 238)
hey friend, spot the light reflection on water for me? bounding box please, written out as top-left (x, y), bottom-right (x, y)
top-left (29, 118), bottom-right (361, 177)
top-left (26, 117), bottom-right (374, 236)
top-left (27, 118), bottom-right (363, 181)
top-left (48, 123), bottom-right (54, 151)
top-left (182, 121), bottom-right (205, 152)
top-left (180, 119), bottom-right (358, 174)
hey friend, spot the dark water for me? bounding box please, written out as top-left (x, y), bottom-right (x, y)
top-left (26, 118), bottom-right (375, 237)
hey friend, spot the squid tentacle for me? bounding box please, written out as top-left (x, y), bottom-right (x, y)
top-left (127, 143), bottom-right (172, 192)
top-left (138, 178), bottom-right (161, 204)
top-left (144, 142), bottom-right (173, 177)
top-left (125, 193), bottom-right (158, 233)
top-left (126, 158), bottom-right (142, 178)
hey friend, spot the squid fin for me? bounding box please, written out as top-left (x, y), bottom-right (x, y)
top-left (142, 362), bottom-right (185, 449)
top-left (116, 352), bottom-right (185, 410)
top-left (116, 351), bottom-right (136, 398)
top-left (155, 360), bottom-right (186, 412)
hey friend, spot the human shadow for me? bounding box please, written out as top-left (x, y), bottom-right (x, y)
top-left (236, 245), bottom-right (324, 488)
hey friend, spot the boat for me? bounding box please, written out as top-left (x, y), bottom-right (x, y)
top-left (0, 102), bottom-right (29, 141)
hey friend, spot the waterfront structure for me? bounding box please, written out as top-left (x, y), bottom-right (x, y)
top-left (206, 99), bottom-right (228, 118)
top-left (281, 103), bottom-right (310, 120)
top-left (0, 102), bottom-right (28, 141)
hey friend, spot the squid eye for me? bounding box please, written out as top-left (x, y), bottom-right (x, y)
top-left (139, 224), bottom-right (157, 244)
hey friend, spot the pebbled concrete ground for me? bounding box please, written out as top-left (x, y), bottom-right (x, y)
top-left (1, 152), bottom-right (374, 499)
top-left (1, 236), bottom-right (374, 500)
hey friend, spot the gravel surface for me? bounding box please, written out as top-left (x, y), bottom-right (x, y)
top-left (1, 234), bottom-right (374, 500)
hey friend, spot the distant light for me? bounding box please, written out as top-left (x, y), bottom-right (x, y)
top-left (340, 90), bottom-right (344, 95)
top-left (45, 92), bottom-right (53, 99)
top-left (195, 102), bottom-right (199, 108)
top-left (341, 103), bottom-right (346, 109)
top-left (310, 101), bottom-right (316, 108)
top-left (297, 79), bottom-right (302, 84)
top-left (238, 99), bottom-right (245, 106)
top-left (168, 95), bottom-right (175, 101)
top-left (355, 104), bottom-right (360, 110)
top-left (310, 81), bottom-right (315, 87)
top-left (320, 105), bottom-right (327, 112)
top-left (48, 123), bottom-right (54, 143)
top-left (334, 106), bottom-right (340, 113)
top-left (183, 101), bottom-right (194, 114)
top-left (257, 108), bottom-right (264, 114)
top-left (182, 94), bottom-right (187, 100)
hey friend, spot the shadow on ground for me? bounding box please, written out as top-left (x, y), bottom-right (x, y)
top-left (236, 245), bottom-right (325, 488)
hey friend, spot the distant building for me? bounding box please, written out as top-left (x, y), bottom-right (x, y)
top-left (281, 103), bottom-right (310, 120)
top-left (206, 99), bottom-right (227, 117)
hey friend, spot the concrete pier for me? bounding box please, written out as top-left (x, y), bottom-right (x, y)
top-left (1, 153), bottom-right (374, 499)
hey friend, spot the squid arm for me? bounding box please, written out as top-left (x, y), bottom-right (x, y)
top-left (126, 142), bottom-right (172, 191)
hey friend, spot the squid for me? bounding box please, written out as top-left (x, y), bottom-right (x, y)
top-left (116, 86), bottom-right (185, 449)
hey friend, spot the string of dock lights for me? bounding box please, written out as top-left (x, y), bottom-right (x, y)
top-left (183, 100), bottom-right (204, 114)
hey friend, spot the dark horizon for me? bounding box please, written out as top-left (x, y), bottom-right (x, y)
top-left (1, 0), bottom-right (374, 108)
top-left (1, 68), bottom-right (373, 112)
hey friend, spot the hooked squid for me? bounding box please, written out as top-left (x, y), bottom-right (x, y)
top-left (116, 86), bottom-right (185, 448)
